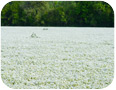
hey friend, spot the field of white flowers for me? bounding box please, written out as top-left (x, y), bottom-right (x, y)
top-left (1, 27), bottom-right (114, 89)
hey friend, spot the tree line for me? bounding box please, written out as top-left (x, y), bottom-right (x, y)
top-left (1, 1), bottom-right (114, 27)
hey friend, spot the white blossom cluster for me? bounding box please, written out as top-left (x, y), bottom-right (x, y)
top-left (1, 27), bottom-right (114, 89)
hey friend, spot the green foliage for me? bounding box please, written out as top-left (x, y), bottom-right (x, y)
top-left (1, 1), bottom-right (114, 27)
top-left (1, 2), bottom-right (26, 26)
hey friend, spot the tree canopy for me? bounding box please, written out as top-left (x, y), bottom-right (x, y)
top-left (1, 1), bottom-right (114, 27)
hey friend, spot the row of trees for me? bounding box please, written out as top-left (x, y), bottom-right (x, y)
top-left (1, 1), bottom-right (114, 27)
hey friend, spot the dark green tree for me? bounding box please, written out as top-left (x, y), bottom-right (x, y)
top-left (1, 1), bottom-right (114, 27)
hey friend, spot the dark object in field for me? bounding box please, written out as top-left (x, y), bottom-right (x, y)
top-left (43, 28), bottom-right (48, 30)
top-left (31, 32), bottom-right (38, 38)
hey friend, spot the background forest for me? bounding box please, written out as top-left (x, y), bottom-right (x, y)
top-left (1, 1), bottom-right (114, 27)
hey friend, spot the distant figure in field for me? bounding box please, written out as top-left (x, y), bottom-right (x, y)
top-left (31, 32), bottom-right (38, 38)
top-left (43, 28), bottom-right (48, 30)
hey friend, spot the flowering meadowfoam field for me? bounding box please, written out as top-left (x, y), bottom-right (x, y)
top-left (1, 27), bottom-right (114, 89)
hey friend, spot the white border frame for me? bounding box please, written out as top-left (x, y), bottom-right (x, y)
top-left (0, 0), bottom-right (115, 90)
